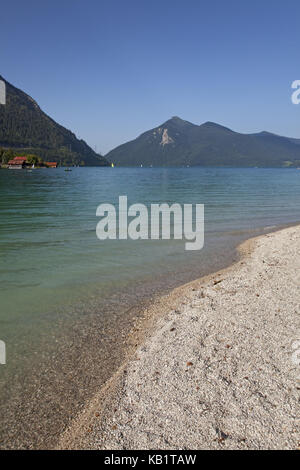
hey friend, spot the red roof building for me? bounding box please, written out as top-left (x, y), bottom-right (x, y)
top-left (13, 156), bottom-right (27, 162)
top-left (47, 162), bottom-right (58, 168)
top-left (8, 156), bottom-right (27, 169)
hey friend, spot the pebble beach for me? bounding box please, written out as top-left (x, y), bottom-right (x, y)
top-left (58, 225), bottom-right (300, 450)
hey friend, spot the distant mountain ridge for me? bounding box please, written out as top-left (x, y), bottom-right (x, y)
top-left (0, 75), bottom-right (109, 166)
top-left (106, 116), bottom-right (300, 167)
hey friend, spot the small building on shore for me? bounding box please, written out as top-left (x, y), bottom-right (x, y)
top-left (8, 156), bottom-right (27, 169)
top-left (47, 162), bottom-right (58, 168)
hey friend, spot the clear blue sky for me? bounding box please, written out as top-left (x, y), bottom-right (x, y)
top-left (1, 0), bottom-right (300, 154)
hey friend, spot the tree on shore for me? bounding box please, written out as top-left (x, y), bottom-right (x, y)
top-left (0, 147), bottom-right (14, 164)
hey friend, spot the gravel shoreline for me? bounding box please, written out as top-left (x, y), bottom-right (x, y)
top-left (59, 225), bottom-right (300, 450)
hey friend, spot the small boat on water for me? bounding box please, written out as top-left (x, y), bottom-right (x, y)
top-left (64, 167), bottom-right (72, 172)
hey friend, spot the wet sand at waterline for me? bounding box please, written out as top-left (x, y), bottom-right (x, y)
top-left (59, 225), bottom-right (300, 450)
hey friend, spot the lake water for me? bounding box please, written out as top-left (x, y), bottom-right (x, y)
top-left (0, 166), bottom-right (300, 448)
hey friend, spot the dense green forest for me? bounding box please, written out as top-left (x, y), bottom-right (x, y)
top-left (0, 75), bottom-right (109, 166)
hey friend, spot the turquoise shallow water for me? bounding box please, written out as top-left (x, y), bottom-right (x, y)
top-left (0, 166), bottom-right (300, 448)
top-left (1, 167), bottom-right (300, 319)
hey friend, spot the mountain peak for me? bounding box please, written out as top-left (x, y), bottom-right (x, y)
top-left (163, 116), bottom-right (195, 128)
top-left (170, 116), bottom-right (183, 121)
top-left (256, 131), bottom-right (274, 136)
top-left (106, 117), bottom-right (300, 167)
top-left (201, 121), bottom-right (233, 132)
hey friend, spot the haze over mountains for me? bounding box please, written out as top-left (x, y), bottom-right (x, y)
top-left (0, 75), bottom-right (108, 166)
top-left (106, 116), bottom-right (300, 167)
